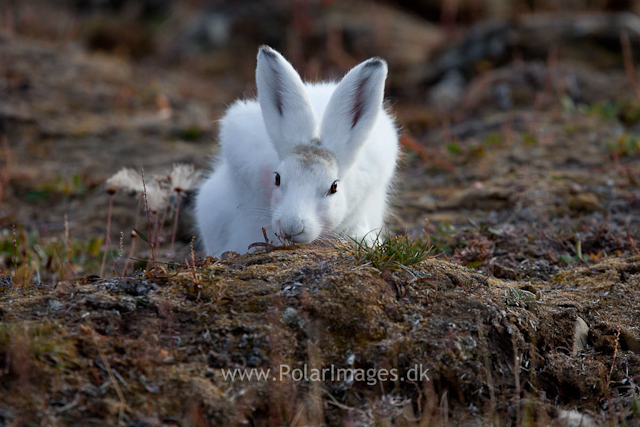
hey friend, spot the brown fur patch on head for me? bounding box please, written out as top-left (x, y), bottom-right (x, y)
top-left (291, 144), bottom-right (337, 168)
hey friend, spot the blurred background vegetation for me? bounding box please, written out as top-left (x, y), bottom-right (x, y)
top-left (2, 0), bottom-right (640, 283)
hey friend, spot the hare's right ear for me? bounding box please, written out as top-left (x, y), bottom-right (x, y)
top-left (319, 58), bottom-right (387, 175)
top-left (256, 46), bottom-right (317, 159)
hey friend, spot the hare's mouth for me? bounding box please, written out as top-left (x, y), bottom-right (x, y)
top-left (275, 218), bottom-right (321, 244)
top-left (283, 229), bottom-right (318, 244)
top-left (286, 231), bottom-right (308, 243)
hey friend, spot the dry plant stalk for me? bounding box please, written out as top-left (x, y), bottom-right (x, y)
top-left (64, 214), bottom-right (75, 278)
top-left (168, 163), bottom-right (203, 259)
top-left (140, 166), bottom-right (156, 265)
top-left (248, 227), bottom-right (295, 252)
top-left (12, 225), bottom-right (35, 287)
top-left (0, 135), bottom-right (10, 202)
top-left (608, 325), bottom-right (622, 384)
top-left (188, 236), bottom-right (199, 285)
top-left (64, 215), bottom-right (70, 260)
top-left (628, 233), bottom-right (640, 257)
top-left (152, 208), bottom-right (161, 252)
top-left (170, 191), bottom-right (182, 259)
top-left (122, 198), bottom-right (142, 276)
top-left (100, 193), bottom-right (114, 278)
top-left (11, 224), bottom-right (17, 269)
top-left (156, 206), bottom-right (168, 253)
top-left (424, 218), bottom-right (431, 248)
top-left (620, 31), bottom-right (640, 102)
top-left (598, 325), bottom-right (623, 425)
top-left (55, 245), bottom-right (66, 282)
top-left (113, 231), bottom-right (124, 275)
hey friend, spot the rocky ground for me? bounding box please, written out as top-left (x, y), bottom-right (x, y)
top-left (2, 247), bottom-right (640, 425)
top-left (1, 4), bottom-right (640, 426)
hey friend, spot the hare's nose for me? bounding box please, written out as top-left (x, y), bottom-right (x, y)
top-left (284, 227), bottom-right (305, 238)
top-left (281, 219), bottom-right (305, 237)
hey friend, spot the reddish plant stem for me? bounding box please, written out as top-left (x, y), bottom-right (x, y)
top-left (140, 166), bottom-right (156, 265)
top-left (64, 214), bottom-right (75, 278)
top-left (170, 191), bottom-right (182, 260)
top-left (156, 205), bottom-right (168, 253)
top-left (99, 194), bottom-right (114, 278)
top-left (153, 211), bottom-right (160, 254)
top-left (122, 197), bottom-right (142, 276)
top-left (113, 231), bottom-right (124, 276)
top-left (621, 31), bottom-right (640, 101)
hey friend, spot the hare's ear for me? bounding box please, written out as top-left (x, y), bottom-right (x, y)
top-left (320, 58), bottom-right (387, 174)
top-left (256, 46), bottom-right (317, 159)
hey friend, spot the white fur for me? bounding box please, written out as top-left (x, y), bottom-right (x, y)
top-left (195, 46), bottom-right (399, 255)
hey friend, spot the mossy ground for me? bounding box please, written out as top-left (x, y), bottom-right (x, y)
top-left (1, 246), bottom-right (639, 425)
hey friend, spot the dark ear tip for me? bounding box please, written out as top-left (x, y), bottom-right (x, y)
top-left (364, 57), bottom-right (387, 68)
top-left (258, 45), bottom-right (278, 60)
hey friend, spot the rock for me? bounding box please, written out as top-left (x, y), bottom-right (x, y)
top-left (221, 251), bottom-right (240, 260)
top-left (492, 82), bottom-right (513, 110)
top-left (183, 12), bottom-right (232, 50)
top-left (427, 70), bottom-right (466, 111)
top-left (0, 275), bottom-right (13, 290)
top-left (106, 280), bottom-right (157, 296)
top-left (324, 3), bottom-right (446, 70)
top-left (82, 294), bottom-right (136, 313)
top-left (621, 330), bottom-right (640, 353)
top-left (572, 317), bottom-right (589, 356)
top-left (557, 409), bottom-right (596, 427)
top-left (282, 307), bottom-right (303, 328)
top-left (48, 298), bottom-right (64, 312)
top-left (569, 193), bottom-right (601, 212)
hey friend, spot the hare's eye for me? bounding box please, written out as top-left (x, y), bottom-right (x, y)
top-left (275, 173), bottom-right (280, 186)
top-left (328, 180), bottom-right (338, 195)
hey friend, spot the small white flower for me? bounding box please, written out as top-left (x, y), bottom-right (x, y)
top-left (170, 163), bottom-right (203, 193)
top-left (145, 179), bottom-right (170, 213)
top-left (105, 168), bottom-right (143, 194)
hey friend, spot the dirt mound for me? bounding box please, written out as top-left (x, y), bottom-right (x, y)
top-left (1, 247), bottom-right (638, 425)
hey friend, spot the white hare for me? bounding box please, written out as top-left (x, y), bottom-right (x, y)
top-left (195, 46), bottom-right (399, 255)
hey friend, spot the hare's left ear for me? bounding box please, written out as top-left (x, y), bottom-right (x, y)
top-left (320, 58), bottom-right (387, 174)
top-left (256, 46), bottom-right (317, 160)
